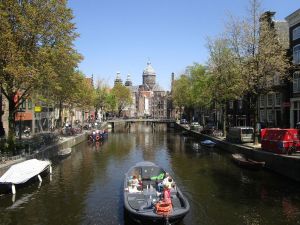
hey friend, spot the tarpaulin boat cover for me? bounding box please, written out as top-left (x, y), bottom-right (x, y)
top-left (0, 159), bottom-right (51, 184)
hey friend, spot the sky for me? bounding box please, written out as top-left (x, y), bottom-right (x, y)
top-left (68, 0), bottom-right (300, 91)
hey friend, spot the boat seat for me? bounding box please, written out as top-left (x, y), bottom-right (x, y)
top-left (128, 193), bottom-right (146, 210)
top-left (141, 179), bottom-right (156, 190)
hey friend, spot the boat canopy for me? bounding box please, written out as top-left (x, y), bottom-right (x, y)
top-left (0, 159), bottom-right (51, 184)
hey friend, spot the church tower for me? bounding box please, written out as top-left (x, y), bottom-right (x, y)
top-left (125, 74), bottom-right (132, 86)
top-left (142, 61), bottom-right (156, 90)
top-left (114, 72), bottom-right (123, 86)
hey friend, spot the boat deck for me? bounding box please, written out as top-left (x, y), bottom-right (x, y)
top-left (127, 188), bottom-right (183, 211)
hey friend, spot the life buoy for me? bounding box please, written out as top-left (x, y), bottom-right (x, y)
top-left (155, 201), bottom-right (172, 215)
top-left (96, 135), bottom-right (100, 141)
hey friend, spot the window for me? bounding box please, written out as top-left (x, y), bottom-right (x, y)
top-left (27, 99), bottom-right (32, 110)
top-left (260, 110), bottom-right (265, 122)
top-left (293, 26), bottom-right (300, 41)
top-left (229, 101), bottom-right (233, 109)
top-left (260, 95), bottom-right (265, 108)
top-left (267, 110), bottom-right (273, 122)
top-left (275, 93), bottom-right (281, 107)
top-left (267, 93), bottom-right (273, 107)
top-left (293, 45), bottom-right (300, 64)
top-left (21, 99), bottom-right (26, 110)
top-left (293, 72), bottom-right (300, 93)
top-left (238, 100), bottom-right (242, 109)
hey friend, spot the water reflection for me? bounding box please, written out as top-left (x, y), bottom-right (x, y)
top-left (0, 123), bottom-right (299, 225)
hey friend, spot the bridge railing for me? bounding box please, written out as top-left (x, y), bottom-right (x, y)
top-left (107, 118), bottom-right (176, 123)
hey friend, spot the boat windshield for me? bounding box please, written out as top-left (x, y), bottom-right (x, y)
top-left (141, 166), bottom-right (165, 180)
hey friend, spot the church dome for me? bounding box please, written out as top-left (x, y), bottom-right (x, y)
top-left (114, 72), bottom-right (123, 86)
top-left (143, 61), bottom-right (156, 76)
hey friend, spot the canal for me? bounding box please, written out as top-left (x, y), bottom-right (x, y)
top-left (0, 123), bottom-right (300, 225)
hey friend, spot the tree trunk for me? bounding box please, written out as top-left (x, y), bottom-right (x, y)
top-left (58, 101), bottom-right (63, 128)
top-left (222, 104), bottom-right (227, 137)
top-left (7, 95), bottom-right (16, 154)
top-left (252, 95), bottom-right (259, 145)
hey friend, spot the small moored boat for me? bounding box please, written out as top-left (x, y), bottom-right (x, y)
top-left (0, 159), bottom-right (52, 194)
top-left (201, 140), bottom-right (216, 148)
top-left (231, 153), bottom-right (265, 170)
top-left (58, 148), bottom-right (72, 158)
top-left (124, 161), bottom-right (190, 225)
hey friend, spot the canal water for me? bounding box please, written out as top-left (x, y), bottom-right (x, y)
top-left (0, 123), bottom-right (300, 225)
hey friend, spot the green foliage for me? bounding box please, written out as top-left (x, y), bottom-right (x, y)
top-left (0, 0), bottom-right (80, 150)
top-left (105, 93), bottom-right (117, 113)
top-left (111, 83), bottom-right (132, 116)
top-left (172, 63), bottom-right (211, 110)
top-left (207, 37), bottom-right (244, 104)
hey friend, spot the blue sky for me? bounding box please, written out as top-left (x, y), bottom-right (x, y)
top-left (68, 0), bottom-right (299, 91)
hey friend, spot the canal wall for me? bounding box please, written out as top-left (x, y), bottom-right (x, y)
top-left (174, 122), bottom-right (300, 182)
top-left (0, 132), bottom-right (88, 176)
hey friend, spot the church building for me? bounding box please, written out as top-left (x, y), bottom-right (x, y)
top-left (114, 61), bottom-right (167, 118)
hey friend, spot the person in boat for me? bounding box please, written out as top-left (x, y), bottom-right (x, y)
top-left (162, 185), bottom-right (172, 204)
top-left (163, 175), bottom-right (175, 189)
top-left (130, 175), bottom-right (139, 186)
top-left (158, 173), bottom-right (174, 191)
top-left (129, 175), bottom-right (141, 192)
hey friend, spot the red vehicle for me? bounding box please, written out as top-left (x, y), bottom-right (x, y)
top-left (261, 128), bottom-right (300, 154)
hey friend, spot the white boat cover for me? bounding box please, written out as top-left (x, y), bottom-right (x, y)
top-left (0, 159), bottom-right (51, 184)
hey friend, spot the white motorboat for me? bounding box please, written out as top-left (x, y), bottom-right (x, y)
top-left (0, 159), bottom-right (52, 194)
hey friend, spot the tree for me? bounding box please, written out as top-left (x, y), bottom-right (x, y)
top-left (94, 80), bottom-right (110, 120)
top-left (207, 37), bottom-right (244, 136)
top-left (172, 63), bottom-right (210, 121)
top-left (189, 63), bottom-right (212, 122)
top-left (111, 83), bottom-right (132, 116)
top-left (172, 74), bottom-right (192, 120)
top-left (225, 0), bottom-right (290, 144)
top-left (105, 93), bottom-right (117, 115)
top-left (0, 0), bottom-right (80, 150)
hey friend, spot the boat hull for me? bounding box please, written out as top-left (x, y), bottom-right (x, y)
top-left (124, 206), bottom-right (188, 225)
top-left (232, 154), bottom-right (265, 170)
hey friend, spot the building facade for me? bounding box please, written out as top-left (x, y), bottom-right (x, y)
top-left (116, 61), bottom-right (168, 118)
top-left (286, 9), bottom-right (300, 127)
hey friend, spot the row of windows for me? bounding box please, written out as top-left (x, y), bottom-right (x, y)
top-left (293, 72), bottom-right (300, 93)
top-left (260, 109), bottom-right (274, 122)
top-left (294, 45), bottom-right (300, 65)
top-left (293, 26), bottom-right (300, 41)
top-left (259, 93), bottom-right (281, 107)
top-left (18, 99), bottom-right (32, 110)
top-left (229, 100), bottom-right (243, 109)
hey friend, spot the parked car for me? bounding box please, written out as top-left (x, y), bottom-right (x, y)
top-left (226, 127), bottom-right (254, 143)
top-left (261, 128), bottom-right (300, 154)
